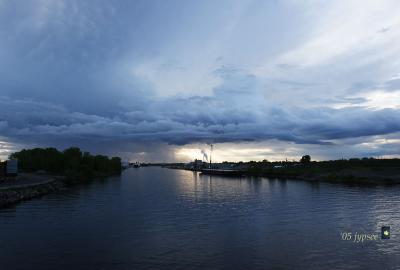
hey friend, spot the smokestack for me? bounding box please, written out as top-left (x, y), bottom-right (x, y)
top-left (209, 144), bottom-right (213, 168)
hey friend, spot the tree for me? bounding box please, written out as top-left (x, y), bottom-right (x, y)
top-left (11, 147), bottom-right (121, 184)
top-left (300, 155), bottom-right (311, 164)
top-left (63, 147), bottom-right (82, 172)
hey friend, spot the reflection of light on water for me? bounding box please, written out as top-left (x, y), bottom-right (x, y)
top-left (328, 184), bottom-right (400, 256)
top-left (173, 170), bottom-right (215, 201)
top-left (4, 166), bottom-right (400, 269)
top-left (368, 191), bottom-right (400, 254)
top-left (175, 169), bottom-right (400, 258)
top-left (174, 169), bottom-right (276, 205)
top-left (177, 172), bottom-right (400, 257)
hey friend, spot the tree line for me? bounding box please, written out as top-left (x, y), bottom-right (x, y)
top-left (10, 147), bottom-right (122, 184)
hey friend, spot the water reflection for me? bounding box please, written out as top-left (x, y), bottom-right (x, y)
top-left (1, 167), bottom-right (400, 269)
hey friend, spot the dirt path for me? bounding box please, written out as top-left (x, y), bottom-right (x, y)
top-left (0, 173), bottom-right (61, 189)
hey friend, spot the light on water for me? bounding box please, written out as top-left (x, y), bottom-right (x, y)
top-left (1, 167), bottom-right (400, 269)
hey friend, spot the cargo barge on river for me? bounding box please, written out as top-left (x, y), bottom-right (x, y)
top-left (200, 168), bottom-right (245, 176)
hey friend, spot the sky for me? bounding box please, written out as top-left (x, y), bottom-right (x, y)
top-left (0, 0), bottom-right (400, 162)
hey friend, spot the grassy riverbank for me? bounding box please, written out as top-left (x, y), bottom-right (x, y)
top-left (245, 158), bottom-right (400, 184)
top-left (166, 158), bottom-right (400, 185)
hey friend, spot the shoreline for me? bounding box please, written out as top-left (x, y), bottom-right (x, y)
top-left (2, 166), bottom-right (398, 209)
top-left (0, 177), bottom-right (65, 208)
top-left (169, 167), bottom-right (400, 185)
top-left (0, 171), bottom-right (122, 209)
top-left (268, 173), bottom-right (400, 185)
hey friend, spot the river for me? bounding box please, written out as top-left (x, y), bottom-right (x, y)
top-left (1, 167), bottom-right (400, 269)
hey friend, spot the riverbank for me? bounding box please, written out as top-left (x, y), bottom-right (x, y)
top-left (2, 147), bottom-right (123, 208)
top-left (259, 171), bottom-right (400, 185)
top-left (248, 163), bottom-right (400, 185)
top-left (165, 163), bottom-right (400, 185)
top-left (0, 174), bottom-right (66, 208)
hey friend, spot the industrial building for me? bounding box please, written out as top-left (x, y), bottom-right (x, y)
top-left (185, 159), bottom-right (207, 171)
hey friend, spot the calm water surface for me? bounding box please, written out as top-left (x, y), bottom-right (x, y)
top-left (1, 167), bottom-right (400, 269)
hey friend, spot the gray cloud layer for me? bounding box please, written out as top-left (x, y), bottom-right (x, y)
top-left (1, 0), bottom-right (400, 161)
top-left (1, 73), bottom-right (399, 145)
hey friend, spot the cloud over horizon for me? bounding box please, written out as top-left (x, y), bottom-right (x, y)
top-left (0, 0), bottom-right (400, 161)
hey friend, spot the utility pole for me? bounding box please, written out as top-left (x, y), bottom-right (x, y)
top-left (209, 144), bottom-right (213, 169)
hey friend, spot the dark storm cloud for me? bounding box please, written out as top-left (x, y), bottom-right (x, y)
top-left (2, 89), bottom-right (400, 148)
top-left (1, 0), bottom-right (400, 160)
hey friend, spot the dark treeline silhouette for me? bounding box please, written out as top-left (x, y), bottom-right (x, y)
top-left (243, 156), bottom-right (400, 183)
top-left (173, 155), bottom-right (400, 183)
top-left (10, 147), bottom-right (121, 184)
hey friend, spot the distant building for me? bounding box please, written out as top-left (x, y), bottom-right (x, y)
top-left (6, 159), bottom-right (18, 176)
top-left (129, 162), bottom-right (141, 168)
top-left (193, 159), bottom-right (203, 169)
top-left (0, 159), bottom-right (18, 180)
top-left (185, 159), bottom-right (207, 170)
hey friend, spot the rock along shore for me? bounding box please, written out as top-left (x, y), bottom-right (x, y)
top-left (0, 177), bottom-right (65, 208)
